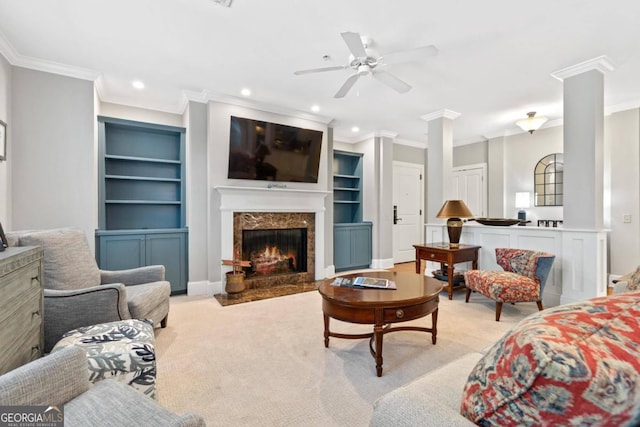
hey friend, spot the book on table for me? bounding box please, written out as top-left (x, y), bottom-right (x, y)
top-left (331, 276), bottom-right (397, 290)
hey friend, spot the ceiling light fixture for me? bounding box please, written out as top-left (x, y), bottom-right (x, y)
top-left (311, 105), bottom-right (320, 112)
top-left (351, 126), bottom-right (360, 133)
top-left (132, 80), bottom-right (145, 90)
top-left (516, 111), bottom-right (548, 134)
top-left (240, 88), bottom-right (251, 96)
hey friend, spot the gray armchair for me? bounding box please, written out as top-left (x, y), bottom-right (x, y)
top-left (0, 346), bottom-right (205, 426)
top-left (9, 228), bottom-right (171, 352)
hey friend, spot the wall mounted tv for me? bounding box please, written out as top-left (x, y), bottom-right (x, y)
top-left (227, 116), bottom-right (323, 183)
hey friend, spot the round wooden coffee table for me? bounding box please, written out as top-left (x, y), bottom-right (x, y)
top-left (318, 271), bottom-right (443, 377)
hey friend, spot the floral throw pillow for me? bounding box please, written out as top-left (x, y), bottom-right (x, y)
top-left (627, 266), bottom-right (640, 291)
top-left (460, 291), bottom-right (640, 426)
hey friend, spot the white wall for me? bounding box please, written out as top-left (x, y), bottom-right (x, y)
top-left (185, 101), bottom-right (209, 283)
top-left (503, 126), bottom-right (564, 223)
top-left (99, 102), bottom-right (183, 127)
top-left (0, 54), bottom-right (11, 228)
top-left (454, 140), bottom-right (487, 167)
top-left (11, 67), bottom-right (96, 246)
top-left (606, 109), bottom-right (640, 275)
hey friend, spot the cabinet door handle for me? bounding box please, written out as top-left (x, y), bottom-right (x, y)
top-left (31, 345), bottom-right (40, 356)
top-left (32, 310), bottom-right (40, 319)
top-left (396, 309), bottom-right (404, 319)
top-left (31, 277), bottom-right (40, 287)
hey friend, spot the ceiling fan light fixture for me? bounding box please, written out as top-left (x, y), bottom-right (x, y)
top-left (357, 65), bottom-right (371, 76)
top-left (516, 111), bottom-right (548, 134)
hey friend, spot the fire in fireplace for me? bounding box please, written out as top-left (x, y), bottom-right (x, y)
top-left (242, 228), bottom-right (307, 278)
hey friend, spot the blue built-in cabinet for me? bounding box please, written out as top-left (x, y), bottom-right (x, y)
top-left (333, 150), bottom-right (372, 272)
top-left (96, 117), bottom-right (188, 294)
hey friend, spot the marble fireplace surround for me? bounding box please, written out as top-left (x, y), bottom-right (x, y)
top-left (234, 212), bottom-right (314, 288)
top-left (216, 186), bottom-right (329, 292)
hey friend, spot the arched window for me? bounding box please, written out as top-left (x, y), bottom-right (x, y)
top-left (534, 153), bottom-right (563, 206)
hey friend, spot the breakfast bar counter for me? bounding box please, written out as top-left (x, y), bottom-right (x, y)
top-left (424, 223), bottom-right (608, 308)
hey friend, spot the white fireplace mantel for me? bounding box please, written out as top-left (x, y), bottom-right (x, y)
top-left (215, 186), bottom-right (330, 288)
top-left (215, 186), bottom-right (329, 212)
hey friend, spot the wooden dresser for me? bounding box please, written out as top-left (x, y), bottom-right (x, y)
top-left (0, 246), bottom-right (44, 375)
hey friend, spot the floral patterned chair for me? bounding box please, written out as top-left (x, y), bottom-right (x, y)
top-left (464, 248), bottom-right (555, 321)
top-left (51, 319), bottom-right (157, 399)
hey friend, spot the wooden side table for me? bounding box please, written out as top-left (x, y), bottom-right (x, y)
top-left (413, 243), bottom-right (481, 300)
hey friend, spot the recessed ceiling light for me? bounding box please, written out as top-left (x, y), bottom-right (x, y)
top-left (241, 88), bottom-right (251, 96)
top-left (352, 126), bottom-right (360, 133)
top-left (132, 80), bottom-right (145, 90)
top-left (311, 105), bottom-right (320, 112)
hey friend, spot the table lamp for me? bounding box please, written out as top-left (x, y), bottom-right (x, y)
top-left (515, 192), bottom-right (530, 226)
top-left (436, 200), bottom-right (473, 248)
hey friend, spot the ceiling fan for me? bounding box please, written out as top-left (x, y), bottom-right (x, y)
top-left (294, 32), bottom-right (438, 98)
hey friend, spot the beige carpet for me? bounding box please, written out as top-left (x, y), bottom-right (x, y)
top-left (154, 286), bottom-right (538, 426)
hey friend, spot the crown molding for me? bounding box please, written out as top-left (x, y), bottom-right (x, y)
top-left (97, 91), bottom-right (187, 115)
top-left (0, 30), bottom-right (18, 64)
top-left (420, 109), bottom-right (461, 122)
top-left (0, 29), bottom-right (100, 81)
top-left (203, 90), bottom-right (333, 124)
top-left (455, 136), bottom-right (488, 146)
top-left (606, 99), bottom-right (640, 116)
top-left (14, 56), bottom-right (101, 81)
top-left (551, 55), bottom-right (615, 81)
top-left (182, 90), bottom-right (209, 104)
top-left (375, 130), bottom-right (398, 139)
top-left (394, 138), bottom-right (426, 149)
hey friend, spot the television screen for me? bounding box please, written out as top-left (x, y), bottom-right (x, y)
top-left (227, 116), bottom-right (323, 183)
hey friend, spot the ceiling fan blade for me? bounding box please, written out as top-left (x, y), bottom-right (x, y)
top-left (372, 70), bottom-right (412, 94)
top-left (334, 73), bottom-right (360, 98)
top-left (380, 45), bottom-right (438, 65)
top-left (341, 32), bottom-right (368, 58)
top-left (294, 65), bottom-right (346, 75)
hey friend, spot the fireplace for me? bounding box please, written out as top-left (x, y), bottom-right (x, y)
top-left (242, 228), bottom-right (307, 277)
top-left (234, 212), bottom-right (315, 289)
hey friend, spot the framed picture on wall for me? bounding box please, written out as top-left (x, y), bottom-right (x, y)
top-left (0, 221), bottom-right (7, 251)
top-left (0, 120), bottom-right (6, 161)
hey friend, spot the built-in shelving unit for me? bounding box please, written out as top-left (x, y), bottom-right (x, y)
top-left (96, 117), bottom-right (188, 294)
top-left (333, 150), bottom-right (372, 272)
top-left (333, 150), bottom-right (363, 223)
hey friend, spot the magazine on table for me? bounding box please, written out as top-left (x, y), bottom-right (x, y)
top-left (331, 276), bottom-right (397, 290)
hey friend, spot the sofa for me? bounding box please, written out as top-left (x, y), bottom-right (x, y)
top-left (0, 346), bottom-right (205, 426)
top-left (371, 290), bottom-right (640, 426)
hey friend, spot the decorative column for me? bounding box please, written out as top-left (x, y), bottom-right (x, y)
top-left (372, 131), bottom-right (397, 269)
top-left (551, 56), bottom-right (614, 303)
top-left (421, 109), bottom-right (460, 243)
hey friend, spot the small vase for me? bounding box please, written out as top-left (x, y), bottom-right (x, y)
top-left (225, 271), bottom-right (246, 294)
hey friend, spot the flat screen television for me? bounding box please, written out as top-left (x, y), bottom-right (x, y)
top-left (227, 116), bottom-right (323, 183)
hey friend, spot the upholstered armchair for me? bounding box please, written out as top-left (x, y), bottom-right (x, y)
top-left (464, 248), bottom-right (555, 321)
top-left (0, 346), bottom-right (206, 426)
top-left (8, 228), bottom-right (171, 352)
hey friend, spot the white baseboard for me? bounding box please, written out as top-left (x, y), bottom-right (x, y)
top-left (188, 280), bottom-right (223, 296)
top-left (324, 265), bottom-right (335, 278)
top-left (370, 258), bottom-right (394, 270)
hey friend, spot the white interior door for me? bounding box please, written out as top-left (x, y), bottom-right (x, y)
top-left (393, 162), bottom-right (424, 263)
top-left (452, 164), bottom-right (487, 217)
